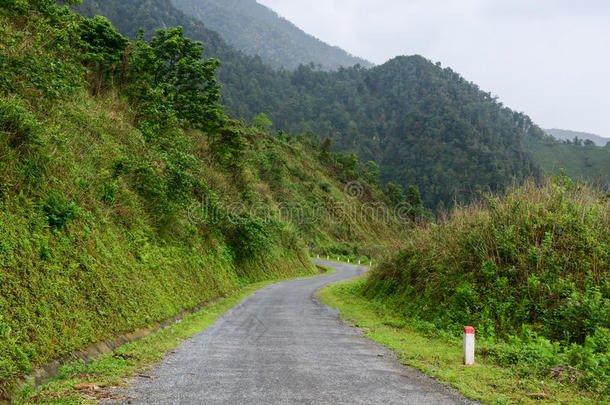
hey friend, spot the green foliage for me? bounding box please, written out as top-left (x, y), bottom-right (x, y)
top-left (76, 0), bottom-right (552, 210)
top-left (524, 133), bottom-right (610, 186)
top-left (383, 183), bottom-right (403, 205)
top-left (210, 122), bottom-right (248, 171)
top-left (252, 112), bottom-right (272, 132)
top-left (320, 279), bottom-right (606, 403)
top-left (362, 160), bottom-right (380, 185)
top-left (77, 15), bottom-right (128, 93)
top-left (0, 2), bottom-right (403, 398)
top-left (363, 179), bottom-right (610, 393)
top-left (43, 194), bottom-right (80, 229)
top-left (128, 26), bottom-right (223, 131)
top-left (404, 185), bottom-right (425, 221)
top-left (0, 97), bottom-right (40, 151)
top-left (228, 216), bottom-right (272, 262)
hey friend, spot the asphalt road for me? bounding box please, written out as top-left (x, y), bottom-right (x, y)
top-left (110, 260), bottom-right (475, 404)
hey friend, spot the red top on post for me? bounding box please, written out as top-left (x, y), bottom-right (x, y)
top-left (464, 326), bottom-right (475, 334)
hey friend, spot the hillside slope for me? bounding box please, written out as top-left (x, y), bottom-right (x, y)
top-left (0, 1), bottom-right (403, 397)
top-left (170, 0), bottom-right (372, 70)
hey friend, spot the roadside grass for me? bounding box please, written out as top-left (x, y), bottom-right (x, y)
top-left (318, 278), bottom-right (603, 405)
top-left (15, 265), bottom-right (334, 405)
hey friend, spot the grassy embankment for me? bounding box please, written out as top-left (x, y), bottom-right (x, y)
top-left (320, 178), bottom-right (609, 404)
top-left (13, 264), bottom-right (334, 404)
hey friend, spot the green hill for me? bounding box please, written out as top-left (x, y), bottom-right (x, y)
top-left (0, 1), bottom-right (403, 397)
top-left (170, 0), bottom-right (372, 70)
top-left (363, 178), bottom-right (610, 396)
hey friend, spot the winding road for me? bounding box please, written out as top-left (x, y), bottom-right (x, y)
top-left (111, 260), bottom-right (475, 404)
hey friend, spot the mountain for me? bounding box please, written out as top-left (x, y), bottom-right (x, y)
top-left (170, 0), bottom-right (372, 70)
top-left (545, 128), bottom-right (610, 147)
top-left (73, 0), bottom-right (609, 209)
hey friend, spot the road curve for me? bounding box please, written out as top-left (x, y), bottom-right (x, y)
top-left (110, 260), bottom-right (475, 404)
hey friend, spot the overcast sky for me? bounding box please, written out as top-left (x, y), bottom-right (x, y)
top-left (257, 0), bottom-right (610, 137)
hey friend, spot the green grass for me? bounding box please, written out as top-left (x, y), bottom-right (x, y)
top-left (318, 278), bottom-right (604, 405)
top-left (15, 266), bottom-right (335, 404)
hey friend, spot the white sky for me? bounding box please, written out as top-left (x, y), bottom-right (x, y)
top-left (257, 0), bottom-right (610, 137)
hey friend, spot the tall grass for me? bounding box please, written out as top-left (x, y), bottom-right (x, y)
top-left (363, 176), bottom-right (609, 392)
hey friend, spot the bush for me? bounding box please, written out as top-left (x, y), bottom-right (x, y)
top-left (43, 193), bottom-right (80, 229)
top-left (228, 216), bottom-right (272, 262)
top-left (0, 98), bottom-right (40, 151)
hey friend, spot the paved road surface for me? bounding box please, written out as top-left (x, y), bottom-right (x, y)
top-left (109, 260), bottom-right (475, 404)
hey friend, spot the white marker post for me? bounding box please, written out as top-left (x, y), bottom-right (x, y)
top-left (369, 261), bottom-right (372, 267)
top-left (358, 260), bottom-right (361, 265)
top-left (327, 255), bottom-right (329, 260)
top-left (463, 326), bottom-right (475, 365)
top-left (347, 258), bottom-right (350, 263)
top-left (337, 256), bottom-right (340, 262)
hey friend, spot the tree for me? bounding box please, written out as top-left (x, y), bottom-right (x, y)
top-left (77, 15), bottom-right (128, 93)
top-left (252, 113), bottom-right (272, 132)
top-left (319, 137), bottom-right (332, 159)
top-left (128, 26), bottom-right (224, 132)
top-left (384, 183), bottom-right (403, 205)
top-left (363, 160), bottom-right (380, 184)
top-left (405, 185), bottom-right (424, 220)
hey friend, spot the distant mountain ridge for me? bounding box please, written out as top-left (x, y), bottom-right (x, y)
top-left (170, 0), bottom-right (372, 70)
top-left (545, 128), bottom-right (609, 146)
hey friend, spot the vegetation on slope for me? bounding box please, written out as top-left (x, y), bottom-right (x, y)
top-left (0, 0), bottom-right (403, 397)
top-left (362, 177), bottom-right (610, 395)
top-left (171, 0), bottom-right (372, 70)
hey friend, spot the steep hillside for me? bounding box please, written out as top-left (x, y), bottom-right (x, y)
top-left (0, 1), bottom-right (403, 396)
top-left (170, 0), bottom-right (372, 70)
top-left (545, 128), bottom-right (610, 147)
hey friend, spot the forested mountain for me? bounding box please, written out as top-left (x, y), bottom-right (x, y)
top-left (545, 128), bottom-right (610, 146)
top-left (170, 0), bottom-right (371, 70)
top-left (74, 0), bottom-right (609, 209)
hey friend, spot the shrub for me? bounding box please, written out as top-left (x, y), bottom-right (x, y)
top-left (228, 216), bottom-right (272, 262)
top-left (43, 193), bottom-right (80, 229)
top-left (0, 98), bottom-right (40, 151)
